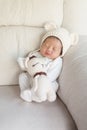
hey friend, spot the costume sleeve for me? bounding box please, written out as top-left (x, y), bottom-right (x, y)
top-left (47, 57), bottom-right (62, 82)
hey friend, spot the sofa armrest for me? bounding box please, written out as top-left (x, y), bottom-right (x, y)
top-left (58, 35), bottom-right (87, 130)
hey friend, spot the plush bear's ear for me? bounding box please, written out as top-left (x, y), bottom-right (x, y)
top-left (17, 57), bottom-right (27, 71)
top-left (70, 33), bottom-right (79, 45)
top-left (25, 57), bottom-right (29, 69)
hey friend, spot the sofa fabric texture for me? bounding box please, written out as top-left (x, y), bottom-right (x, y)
top-left (0, 86), bottom-right (77, 130)
top-left (58, 36), bottom-right (87, 130)
top-left (0, 0), bottom-right (63, 27)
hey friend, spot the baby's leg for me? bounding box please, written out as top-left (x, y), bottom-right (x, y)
top-left (47, 88), bottom-right (56, 102)
top-left (52, 81), bottom-right (59, 92)
top-left (19, 72), bottom-right (32, 102)
top-left (47, 81), bottom-right (58, 102)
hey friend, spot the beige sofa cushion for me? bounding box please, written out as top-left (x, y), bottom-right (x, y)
top-left (58, 36), bottom-right (87, 130)
top-left (0, 0), bottom-right (63, 27)
top-left (0, 26), bottom-right (43, 85)
top-left (0, 85), bottom-right (77, 130)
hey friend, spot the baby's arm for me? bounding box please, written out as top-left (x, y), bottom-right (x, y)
top-left (47, 57), bottom-right (62, 82)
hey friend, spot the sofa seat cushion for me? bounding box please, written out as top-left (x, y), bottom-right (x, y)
top-left (0, 85), bottom-right (77, 130)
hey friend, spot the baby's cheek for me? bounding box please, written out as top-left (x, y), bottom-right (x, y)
top-left (40, 49), bottom-right (45, 56)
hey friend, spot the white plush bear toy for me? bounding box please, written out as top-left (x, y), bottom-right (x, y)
top-left (18, 53), bottom-right (56, 102)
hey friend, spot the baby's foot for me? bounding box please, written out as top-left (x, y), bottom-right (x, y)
top-left (47, 92), bottom-right (56, 102)
top-left (20, 90), bottom-right (32, 102)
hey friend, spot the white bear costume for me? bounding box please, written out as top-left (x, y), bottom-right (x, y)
top-left (18, 23), bottom-right (78, 102)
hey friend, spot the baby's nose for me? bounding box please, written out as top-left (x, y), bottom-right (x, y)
top-left (47, 46), bottom-right (53, 52)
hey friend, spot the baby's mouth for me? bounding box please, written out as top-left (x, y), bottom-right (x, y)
top-left (45, 51), bottom-right (52, 56)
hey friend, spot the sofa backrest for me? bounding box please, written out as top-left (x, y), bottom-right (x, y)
top-left (0, 0), bottom-right (63, 27)
top-left (0, 0), bottom-right (63, 85)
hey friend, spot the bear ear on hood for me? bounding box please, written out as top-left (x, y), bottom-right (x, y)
top-left (44, 22), bottom-right (57, 31)
top-left (70, 33), bottom-right (79, 45)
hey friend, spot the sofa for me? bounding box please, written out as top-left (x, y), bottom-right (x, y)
top-left (0, 0), bottom-right (87, 130)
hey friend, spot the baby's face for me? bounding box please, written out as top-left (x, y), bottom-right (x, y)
top-left (40, 37), bottom-right (62, 59)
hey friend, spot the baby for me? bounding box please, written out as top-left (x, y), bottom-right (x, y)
top-left (18, 25), bottom-right (77, 102)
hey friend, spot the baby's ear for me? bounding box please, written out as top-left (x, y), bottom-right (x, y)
top-left (70, 33), bottom-right (79, 45)
top-left (17, 57), bottom-right (27, 71)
